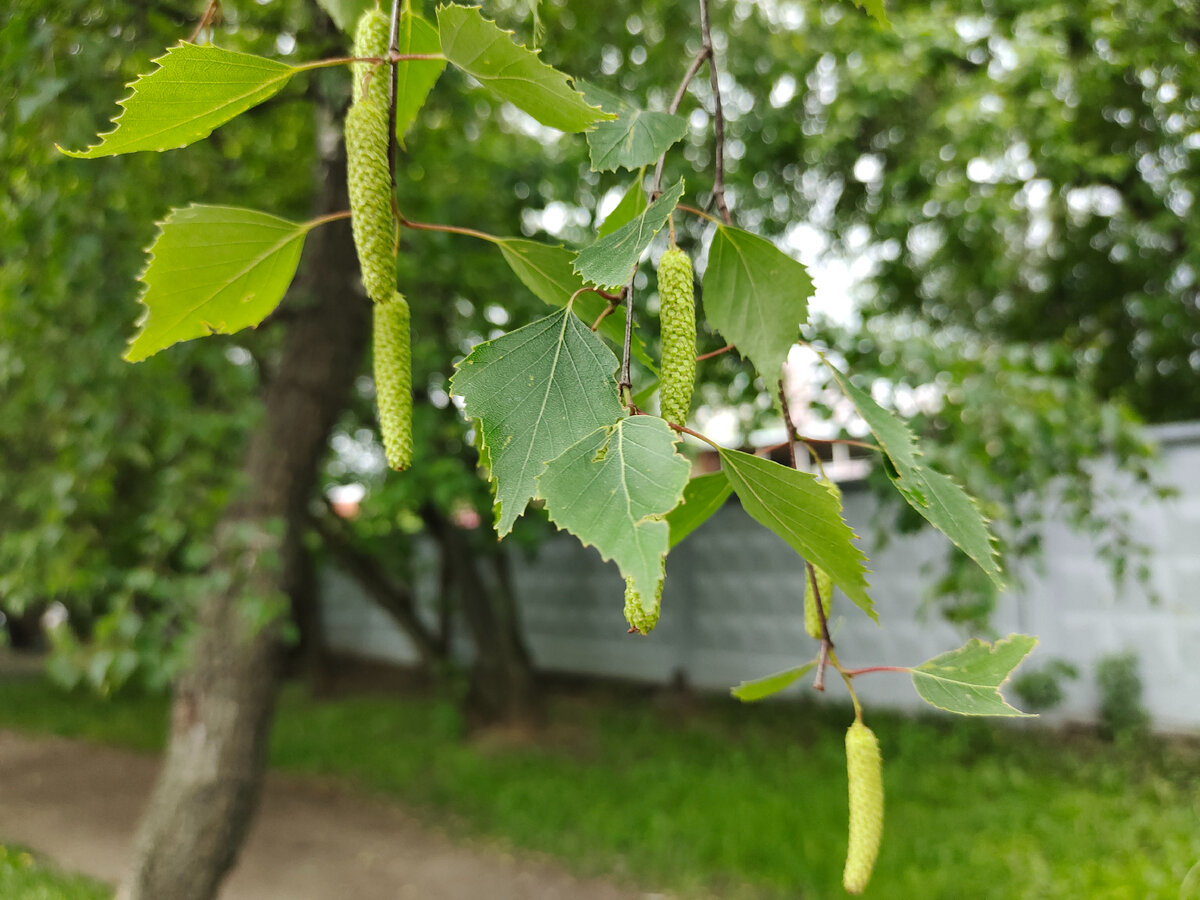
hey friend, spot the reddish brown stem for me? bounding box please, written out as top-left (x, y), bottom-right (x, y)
top-left (696, 343), bottom-right (735, 361)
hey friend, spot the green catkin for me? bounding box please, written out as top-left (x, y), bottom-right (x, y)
top-left (623, 576), bottom-right (662, 635)
top-left (374, 294), bottom-right (413, 470)
top-left (843, 721), bottom-right (884, 895)
top-left (804, 479), bottom-right (843, 638)
top-left (346, 9), bottom-right (396, 305)
top-left (656, 247), bottom-right (697, 426)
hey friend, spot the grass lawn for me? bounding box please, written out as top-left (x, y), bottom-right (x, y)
top-left (0, 845), bottom-right (109, 900)
top-left (0, 674), bottom-right (1196, 899)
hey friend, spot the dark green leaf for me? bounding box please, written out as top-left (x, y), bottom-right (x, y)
top-left (450, 306), bottom-right (625, 536)
top-left (667, 471), bottom-right (732, 549)
top-left (538, 416), bottom-right (689, 600)
top-left (702, 225), bottom-right (813, 382)
top-left (574, 178), bottom-right (684, 289)
top-left (598, 178), bottom-right (648, 239)
top-left (824, 361), bottom-right (1004, 587)
top-left (578, 81), bottom-right (688, 173)
top-left (395, 13), bottom-right (446, 146)
top-left (718, 448), bottom-right (874, 619)
top-left (436, 5), bottom-right (608, 133)
top-left (911, 635), bottom-right (1038, 716)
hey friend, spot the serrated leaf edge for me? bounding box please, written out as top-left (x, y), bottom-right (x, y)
top-left (58, 43), bottom-right (295, 158)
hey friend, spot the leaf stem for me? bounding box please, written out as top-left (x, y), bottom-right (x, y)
top-left (291, 53), bottom-right (444, 73)
top-left (677, 203), bottom-right (722, 225)
top-left (844, 666), bottom-right (913, 677)
top-left (695, 342), bottom-right (735, 361)
top-left (619, 279), bottom-right (636, 401)
top-left (396, 215), bottom-right (499, 244)
top-left (303, 210), bottom-right (352, 231)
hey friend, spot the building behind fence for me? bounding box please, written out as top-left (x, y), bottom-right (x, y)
top-left (321, 422), bottom-right (1200, 732)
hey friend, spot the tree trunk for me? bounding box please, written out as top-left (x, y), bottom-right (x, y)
top-left (421, 506), bottom-right (540, 726)
top-left (117, 145), bottom-right (369, 900)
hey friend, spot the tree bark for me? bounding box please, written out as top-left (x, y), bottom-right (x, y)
top-left (117, 145), bottom-right (369, 900)
top-left (420, 506), bottom-right (540, 726)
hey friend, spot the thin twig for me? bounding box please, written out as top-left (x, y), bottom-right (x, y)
top-left (387, 0), bottom-right (402, 189)
top-left (844, 666), bottom-right (913, 677)
top-left (189, 0), bottom-right (222, 43)
top-left (619, 278), bottom-right (636, 404)
top-left (698, 0), bottom-right (731, 225)
top-left (778, 380), bottom-right (798, 469)
top-left (650, 46), bottom-right (711, 199)
top-left (695, 342), bottom-right (735, 361)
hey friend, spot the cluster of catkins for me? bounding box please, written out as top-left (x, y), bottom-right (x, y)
top-left (346, 9), bottom-right (412, 471)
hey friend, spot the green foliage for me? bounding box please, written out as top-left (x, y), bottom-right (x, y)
top-left (393, 13), bottom-right (446, 146)
top-left (574, 179), bottom-right (685, 288)
top-left (596, 179), bottom-right (648, 238)
top-left (436, 4), bottom-right (609, 134)
top-left (1095, 651), bottom-right (1150, 741)
top-left (59, 43), bottom-right (295, 158)
top-left (577, 81), bottom-right (688, 173)
top-left (823, 359), bottom-right (1004, 587)
top-left (730, 662), bottom-right (816, 702)
top-left (538, 416), bottom-right (690, 602)
top-left (910, 635), bottom-right (1037, 717)
top-left (450, 306), bottom-right (625, 536)
top-left (126, 205), bottom-right (310, 361)
top-left (493, 238), bottom-right (636, 356)
top-left (718, 448), bottom-right (874, 618)
top-left (3, 679), bottom-right (1197, 900)
top-left (1012, 659), bottom-right (1080, 713)
top-left (0, 845), bottom-right (110, 900)
top-left (702, 224), bottom-right (814, 383)
top-left (664, 471), bottom-right (731, 549)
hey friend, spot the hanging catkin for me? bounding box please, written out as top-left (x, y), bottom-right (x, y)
top-left (656, 247), bottom-right (697, 426)
top-left (843, 720), bottom-right (884, 894)
top-left (374, 294), bottom-right (413, 471)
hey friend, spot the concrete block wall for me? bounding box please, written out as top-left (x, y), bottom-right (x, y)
top-left (320, 422), bottom-right (1200, 732)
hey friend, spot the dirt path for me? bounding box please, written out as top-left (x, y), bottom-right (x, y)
top-left (0, 730), bottom-right (651, 899)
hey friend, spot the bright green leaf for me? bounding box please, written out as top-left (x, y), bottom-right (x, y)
top-left (667, 471), bottom-right (732, 549)
top-left (718, 448), bottom-right (874, 619)
top-left (911, 634), bottom-right (1038, 716)
top-left (125, 205), bottom-right (309, 362)
top-left (395, 13), bottom-right (446, 146)
top-left (538, 416), bottom-right (689, 600)
top-left (436, 5), bottom-right (608, 133)
top-left (578, 82), bottom-right (688, 173)
top-left (574, 178), bottom-right (684, 289)
top-left (731, 662), bottom-right (816, 702)
top-left (824, 361), bottom-right (1004, 587)
top-left (450, 306), bottom-right (625, 536)
top-left (598, 177), bottom-right (648, 239)
top-left (849, 0), bottom-right (890, 27)
top-left (59, 44), bottom-right (295, 158)
top-left (702, 225), bottom-right (813, 382)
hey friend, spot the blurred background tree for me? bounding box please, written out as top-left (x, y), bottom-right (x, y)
top-left (2, 0), bottom-right (1194, 895)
